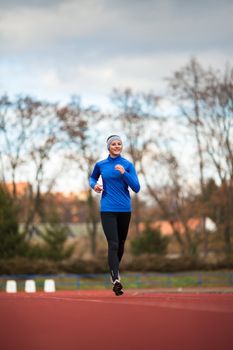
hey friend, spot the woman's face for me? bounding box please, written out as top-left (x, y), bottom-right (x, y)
top-left (109, 140), bottom-right (123, 157)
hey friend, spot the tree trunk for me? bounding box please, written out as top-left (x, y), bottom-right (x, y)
top-left (86, 189), bottom-right (99, 256)
top-left (223, 223), bottom-right (232, 255)
top-left (133, 195), bottom-right (140, 236)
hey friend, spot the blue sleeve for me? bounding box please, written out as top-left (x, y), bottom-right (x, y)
top-left (122, 163), bottom-right (140, 193)
top-left (89, 163), bottom-right (100, 189)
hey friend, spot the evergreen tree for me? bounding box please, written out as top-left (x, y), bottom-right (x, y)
top-left (0, 184), bottom-right (24, 258)
top-left (41, 211), bottom-right (74, 261)
top-left (131, 223), bottom-right (169, 256)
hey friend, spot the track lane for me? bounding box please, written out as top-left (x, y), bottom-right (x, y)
top-left (0, 290), bottom-right (233, 350)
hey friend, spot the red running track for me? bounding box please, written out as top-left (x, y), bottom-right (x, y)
top-left (0, 290), bottom-right (233, 350)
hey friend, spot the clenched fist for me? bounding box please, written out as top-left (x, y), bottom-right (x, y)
top-left (115, 164), bottom-right (125, 174)
top-left (94, 184), bottom-right (103, 193)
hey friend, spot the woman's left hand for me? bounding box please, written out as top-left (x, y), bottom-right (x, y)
top-left (115, 164), bottom-right (125, 174)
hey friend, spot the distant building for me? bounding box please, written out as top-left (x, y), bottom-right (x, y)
top-left (140, 217), bottom-right (216, 236)
top-left (6, 181), bottom-right (31, 196)
top-left (5, 182), bottom-right (89, 223)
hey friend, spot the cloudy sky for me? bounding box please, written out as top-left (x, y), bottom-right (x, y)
top-left (0, 0), bottom-right (232, 110)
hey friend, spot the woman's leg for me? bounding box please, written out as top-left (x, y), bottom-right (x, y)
top-left (100, 212), bottom-right (120, 282)
top-left (117, 212), bottom-right (131, 263)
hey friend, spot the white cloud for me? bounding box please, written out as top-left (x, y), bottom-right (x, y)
top-left (0, 0), bottom-right (130, 53)
top-left (0, 0), bottom-right (232, 110)
top-left (0, 0), bottom-right (232, 55)
top-left (0, 50), bottom-right (232, 111)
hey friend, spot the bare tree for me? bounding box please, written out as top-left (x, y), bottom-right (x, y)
top-left (24, 135), bottom-right (59, 234)
top-left (166, 58), bottom-right (207, 193)
top-left (140, 142), bottom-right (202, 256)
top-left (0, 95), bottom-right (42, 197)
top-left (200, 65), bottom-right (233, 254)
top-left (166, 58), bottom-right (210, 256)
top-left (57, 96), bottom-right (102, 256)
top-left (0, 94), bottom-right (61, 235)
top-left (111, 88), bottom-right (162, 235)
top-left (167, 58), bottom-right (233, 255)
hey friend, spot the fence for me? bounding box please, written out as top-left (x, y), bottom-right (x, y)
top-left (1, 271), bottom-right (233, 292)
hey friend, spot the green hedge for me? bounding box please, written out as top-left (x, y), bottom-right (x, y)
top-left (0, 254), bottom-right (233, 275)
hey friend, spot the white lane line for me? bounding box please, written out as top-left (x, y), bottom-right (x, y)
top-left (1, 294), bottom-right (233, 314)
top-left (12, 294), bottom-right (233, 314)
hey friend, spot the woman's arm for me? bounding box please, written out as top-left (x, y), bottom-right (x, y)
top-left (89, 163), bottom-right (101, 190)
top-left (116, 163), bottom-right (140, 193)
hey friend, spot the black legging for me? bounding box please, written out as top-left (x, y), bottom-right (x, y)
top-left (100, 212), bottom-right (131, 282)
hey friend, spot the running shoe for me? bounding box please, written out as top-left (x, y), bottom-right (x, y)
top-left (112, 279), bottom-right (124, 296)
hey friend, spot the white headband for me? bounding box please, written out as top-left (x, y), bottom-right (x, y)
top-left (107, 135), bottom-right (122, 150)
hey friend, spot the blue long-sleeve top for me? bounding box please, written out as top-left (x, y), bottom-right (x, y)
top-left (89, 154), bottom-right (140, 212)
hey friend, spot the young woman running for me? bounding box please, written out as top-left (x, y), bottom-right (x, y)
top-left (89, 135), bottom-right (140, 296)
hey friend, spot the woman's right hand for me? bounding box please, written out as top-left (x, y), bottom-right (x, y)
top-left (94, 184), bottom-right (103, 193)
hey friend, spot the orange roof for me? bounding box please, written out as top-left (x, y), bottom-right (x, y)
top-left (6, 182), bottom-right (30, 196)
top-left (152, 221), bottom-right (182, 236)
top-left (140, 218), bottom-right (203, 236)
